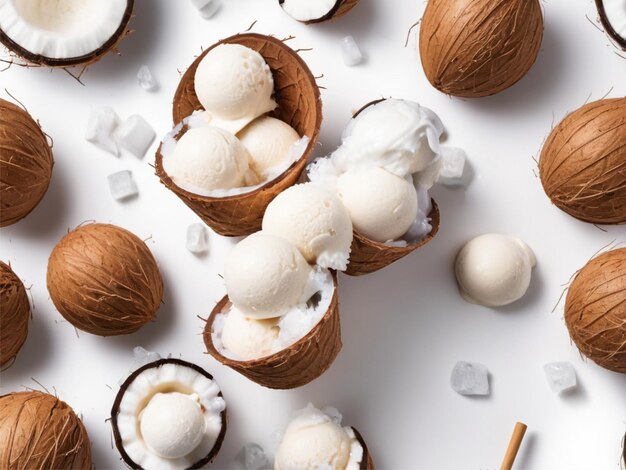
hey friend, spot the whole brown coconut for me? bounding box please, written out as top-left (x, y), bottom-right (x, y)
top-left (419, 0), bottom-right (543, 97)
top-left (0, 391), bottom-right (92, 470)
top-left (0, 99), bottom-right (53, 227)
top-left (565, 248), bottom-right (626, 374)
top-left (0, 261), bottom-right (30, 367)
top-left (47, 223), bottom-right (163, 336)
top-left (539, 98), bottom-right (626, 224)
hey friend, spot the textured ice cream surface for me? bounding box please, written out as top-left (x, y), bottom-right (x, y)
top-left (194, 44), bottom-right (276, 134)
top-left (224, 233), bottom-right (312, 319)
top-left (262, 183), bottom-right (353, 271)
top-left (337, 167), bottom-right (418, 243)
top-left (220, 309), bottom-right (280, 360)
top-left (455, 234), bottom-right (536, 307)
top-left (274, 404), bottom-right (363, 470)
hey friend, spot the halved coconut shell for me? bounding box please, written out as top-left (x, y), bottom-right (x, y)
top-left (158, 33), bottom-right (322, 237)
top-left (204, 273), bottom-right (341, 389)
top-left (0, 0), bottom-right (134, 67)
top-left (596, 0), bottom-right (626, 50)
top-left (0, 261), bottom-right (30, 367)
top-left (353, 427), bottom-right (375, 469)
top-left (278, 0), bottom-right (360, 24)
top-left (111, 358), bottom-right (227, 469)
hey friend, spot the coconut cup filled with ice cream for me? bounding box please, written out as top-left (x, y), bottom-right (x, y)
top-left (308, 98), bottom-right (451, 276)
top-left (274, 404), bottom-right (374, 469)
top-left (155, 33), bottom-right (321, 237)
top-left (111, 358), bottom-right (227, 469)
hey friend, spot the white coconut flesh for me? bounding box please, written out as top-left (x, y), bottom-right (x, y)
top-left (116, 362), bottom-right (225, 470)
top-left (601, 0), bottom-right (626, 41)
top-left (0, 0), bottom-right (128, 60)
top-left (280, 0), bottom-right (338, 21)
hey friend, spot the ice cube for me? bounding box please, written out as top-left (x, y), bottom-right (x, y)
top-left (341, 35), bottom-right (364, 66)
top-left (191, 0), bottom-right (221, 18)
top-left (107, 170), bottom-right (138, 201)
top-left (234, 443), bottom-right (270, 470)
top-left (544, 362), bottom-right (577, 393)
top-left (85, 107), bottom-right (120, 156)
top-left (137, 65), bottom-right (158, 91)
top-left (186, 223), bottom-right (209, 254)
top-left (119, 347), bottom-right (161, 385)
top-left (439, 147), bottom-right (468, 187)
top-left (450, 361), bottom-right (490, 396)
top-left (113, 115), bottom-right (156, 159)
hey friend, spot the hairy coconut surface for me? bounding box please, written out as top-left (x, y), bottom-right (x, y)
top-left (0, 391), bottom-right (92, 470)
top-left (204, 273), bottom-right (341, 389)
top-left (158, 33), bottom-right (322, 237)
top-left (353, 427), bottom-right (375, 470)
top-left (565, 248), bottom-right (626, 374)
top-left (419, 0), bottom-right (543, 97)
top-left (278, 0), bottom-right (360, 24)
top-left (0, 98), bottom-right (53, 227)
top-left (47, 223), bottom-right (163, 336)
top-left (0, 261), bottom-right (30, 367)
top-left (539, 98), bottom-right (626, 225)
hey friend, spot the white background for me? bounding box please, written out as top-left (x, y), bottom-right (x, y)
top-left (1, 0), bottom-right (625, 468)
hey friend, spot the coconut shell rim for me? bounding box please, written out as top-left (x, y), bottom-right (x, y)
top-left (352, 426), bottom-right (374, 469)
top-left (277, 0), bottom-right (358, 24)
top-left (595, 0), bottom-right (626, 50)
top-left (0, 0), bottom-right (134, 67)
top-left (110, 357), bottom-right (227, 470)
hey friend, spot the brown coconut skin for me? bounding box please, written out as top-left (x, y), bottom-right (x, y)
top-left (0, 261), bottom-right (30, 367)
top-left (0, 391), bottom-right (92, 470)
top-left (564, 248), bottom-right (626, 374)
top-left (204, 273), bottom-right (341, 389)
top-left (47, 223), bottom-right (163, 336)
top-left (111, 358), bottom-right (227, 469)
top-left (0, 99), bottom-right (53, 227)
top-left (352, 427), bottom-right (375, 469)
top-left (159, 33), bottom-right (322, 237)
top-left (278, 0), bottom-right (360, 24)
top-left (419, 0), bottom-right (543, 97)
top-left (539, 98), bottom-right (626, 225)
top-left (0, 0), bottom-right (134, 67)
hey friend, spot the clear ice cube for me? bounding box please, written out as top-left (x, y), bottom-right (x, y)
top-left (341, 35), bottom-right (364, 66)
top-left (234, 443), bottom-right (271, 470)
top-left (119, 347), bottom-right (161, 385)
top-left (137, 65), bottom-right (158, 91)
top-left (85, 107), bottom-right (120, 156)
top-left (113, 115), bottom-right (156, 159)
top-left (544, 362), bottom-right (577, 393)
top-left (186, 223), bottom-right (209, 254)
top-left (439, 147), bottom-right (467, 187)
top-left (107, 170), bottom-right (138, 201)
top-left (450, 361), bottom-right (490, 396)
top-left (192, 0), bottom-right (221, 18)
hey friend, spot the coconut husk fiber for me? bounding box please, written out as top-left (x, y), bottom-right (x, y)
top-left (204, 273), bottom-right (340, 389)
top-left (0, 391), bottom-right (92, 470)
top-left (419, 0), bottom-right (543, 97)
top-left (157, 33), bottom-right (322, 237)
top-left (564, 248), bottom-right (626, 374)
top-left (278, 0), bottom-right (360, 24)
top-left (0, 0), bottom-right (134, 67)
top-left (46, 223), bottom-right (163, 336)
top-left (111, 358), bottom-right (227, 469)
top-left (0, 261), bottom-right (30, 367)
top-left (0, 98), bottom-right (53, 227)
top-left (539, 98), bottom-right (626, 225)
top-left (346, 200), bottom-right (440, 276)
top-left (353, 427), bottom-right (375, 469)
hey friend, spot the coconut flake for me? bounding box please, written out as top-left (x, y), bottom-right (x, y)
top-left (85, 107), bottom-right (120, 156)
top-left (137, 65), bottom-right (158, 91)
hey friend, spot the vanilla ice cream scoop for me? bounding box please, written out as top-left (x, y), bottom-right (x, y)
top-left (336, 167), bottom-right (418, 242)
top-left (139, 392), bottom-right (204, 460)
top-left (455, 234), bottom-right (537, 307)
top-left (164, 126), bottom-right (251, 193)
top-left (194, 44), bottom-right (277, 134)
top-left (238, 116), bottom-right (300, 177)
top-left (221, 308), bottom-right (279, 360)
top-left (262, 183), bottom-right (353, 270)
top-left (225, 233), bottom-right (312, 319)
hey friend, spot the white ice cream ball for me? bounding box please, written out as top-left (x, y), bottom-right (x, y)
top-left (139, 392), bottom-right (204, 459)
top-left (262, 183), bottom-right (353, 270)
top-left (166, 126), bottom-right (250, 191)
top-left (225, 233), bottom-right (312, 319)
top-left (336, 167), bottom-right (418, 243)
top-left (221, 308), bottom-right (279, 360)
top-left (455, 234), bottom-right (537, 307)
top-left (194, 44), bottom-right (277, 133)
top-left (238, 116), bottom-right (300, 177)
